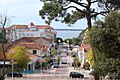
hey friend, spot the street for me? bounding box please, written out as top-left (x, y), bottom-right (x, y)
top-left (5, 56), bottom-right (94, 80)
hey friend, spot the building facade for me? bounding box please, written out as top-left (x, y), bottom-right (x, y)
top-left (2, 22), bottom-right (56, 43)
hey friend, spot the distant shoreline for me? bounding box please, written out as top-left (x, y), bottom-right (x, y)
top-left (56, 31), bottom-right (81, 39)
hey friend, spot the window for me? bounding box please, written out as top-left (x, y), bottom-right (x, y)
top-left (22, 33), bottom-right (25, 36)
top-left (31, 34), bottom-right (33, 36)
top-left (27, 34), bottom-right (29, 36)
top-left (19, 34), bottom-right (21, 36)
top-left (33, 50), bottom-right (37, 54)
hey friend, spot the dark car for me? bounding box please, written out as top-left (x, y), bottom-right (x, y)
top-left (69, 72), bottom-right (84, 78)
top-left (6, 72), bottom-right (23, 77)
top-left (53, 62), bottom-right (59, 68)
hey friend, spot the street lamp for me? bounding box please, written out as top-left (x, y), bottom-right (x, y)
top-left (67, 40), bottom-right (69, 55)
top-left (58, 40), bottom-right (61, 49)
top-left (11, 60), bottom-right (14, 80)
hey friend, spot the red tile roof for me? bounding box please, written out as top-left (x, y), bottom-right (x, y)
top-left (17, 37), bottom-right (40, 42)
top-left (22, 44), bottom-right (42, 50)
top-left (7, 22), bottom-right (54, 30)
top-left (0, 53), bottom-right (11, 60)
top-left (45, 30), bottom-right (57, 35)
top-left (9, 25), bottom-right (28, 29)
top-left (36, 25), bottom-right (53, 29)
top-left (18, 42), bottom-right (34, 45)
top-left (79, 44), bottom-right (91, 52)
top-left (39, 37), bottom-right (52, 42)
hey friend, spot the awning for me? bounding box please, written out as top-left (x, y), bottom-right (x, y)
top-left (36, 60), bottom-right (41, 62)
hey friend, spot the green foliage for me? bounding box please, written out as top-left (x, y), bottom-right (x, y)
top-left (72, 37), bottom-right (81, 45)
top-left (73, 57), bottom-right (81, 69)
top-left (88, 49), bottom-right (94, 66)
top-left (51, 47), bottom-right (57, 56)
top-left (0, 32), bottom-right (3, 43)
top-left (64, 38), bottom-right (73, 44)
top-left (39, 0), bottom-right (109, 28)
top-left (105, 10), bottom-right (120, 30)
top-left (0, 32), bottom-right (7, 43)
top-left (78, 29), bottom-right (86, 44)
top-left (13, 46), bottom-right (29, 68)
top-left (84, 30), bottom-right (91, 44)
top-left (72, 54), bottom-right (77, 58)
top-left (90, 10), bottom-right (120, 78)
top-left (56, 37), bottom-right (63, 44)
top-left (98, 0), bottom-right (120, 10)
top-left (43, 54), bottom-right (50, 63)
top-left (83, 62), bottom-right (90, 70)
top-left (0, 32), bottom-right (3, 39)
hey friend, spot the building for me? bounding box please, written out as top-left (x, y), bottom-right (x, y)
top-left (1, 22), bottom-right (56, 43)
top-left (0, 22), bottom-right (57, 71)
top-left (17, 37), bottom-right (51, 56)
top-left (78, 44), bottom-right (91, 67)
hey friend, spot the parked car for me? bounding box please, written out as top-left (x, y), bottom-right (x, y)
top-left (53, 62), bottom-right (59, 68)
top-left (6, 72), bottom-right (23, 77)
top-left (61, 57), bottom-right (67, 64)
top-left (69, 72), bottom-right (84, 78)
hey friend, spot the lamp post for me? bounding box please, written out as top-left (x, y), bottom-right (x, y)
top-left (11, 60), bottom-right (14, 80)
top-left (67, 40), bottom-right (69, 55)
top-left (58, 40), bottom-right (61, 49)
top-left (58, 40), bottom-right (61, 55)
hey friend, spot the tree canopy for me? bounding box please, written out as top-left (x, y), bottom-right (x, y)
top-left (98, 0), bottom-right (120, 11)
top-left (39, 0), bottom-right (109, 29)
top-left (56, 37), bottom-right (63, 44)
top-left (90, 10), bottom-right (120, 79)
top-left (13, 46), bottom-right (29, 68)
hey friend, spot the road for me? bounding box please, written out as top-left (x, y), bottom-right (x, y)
top-left (5, 56), bottom-right (94, 80)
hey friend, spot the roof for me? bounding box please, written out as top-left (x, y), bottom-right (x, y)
top-left (0, 53), bottom-right (11, 60)
top-left (36, 25), bottom-right (53, 29)
top-left (79, 44), bottom-right (91, 52)
top-left (0, 44), bottom-right (11, 60)
top-left (9, 25), bottom-right (28, 29)
top-left (45, 30), bottom-right (57, 35)
top-left (0, 46), bottom-right (39, 61)
top-left (20, 44), bottom-right (42, 50)
top-left (17, 37), bottom-right (40, 42)
top-left (18, 42), bottom-right (34, 45)
top-left (7, 22), bottom-right (53, 30)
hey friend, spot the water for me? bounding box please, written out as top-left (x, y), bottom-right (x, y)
top-left (56, 31), bottom-right (81, 39)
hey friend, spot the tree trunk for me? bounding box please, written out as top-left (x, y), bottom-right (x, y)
top-left (86, 13), bottom-right (92, 29)
top-left (94, 73), bottom-right (100, 80)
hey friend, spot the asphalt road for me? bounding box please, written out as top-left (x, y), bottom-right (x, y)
top-left (5, 56), bottom-right (94, 80)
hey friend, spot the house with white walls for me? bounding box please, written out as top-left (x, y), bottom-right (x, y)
top-left (77, 44), bottom-right (91, 67)
top-left (3, 22), bottom-right (56, 43)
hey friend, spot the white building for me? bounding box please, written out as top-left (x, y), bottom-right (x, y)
top-left (77, 44), bottom-right (91, 67)
top-left (5, 22), bottom-right (56, 43)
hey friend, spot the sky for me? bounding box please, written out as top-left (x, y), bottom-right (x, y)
top-left (0, 0), bottom-right (87, 39)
